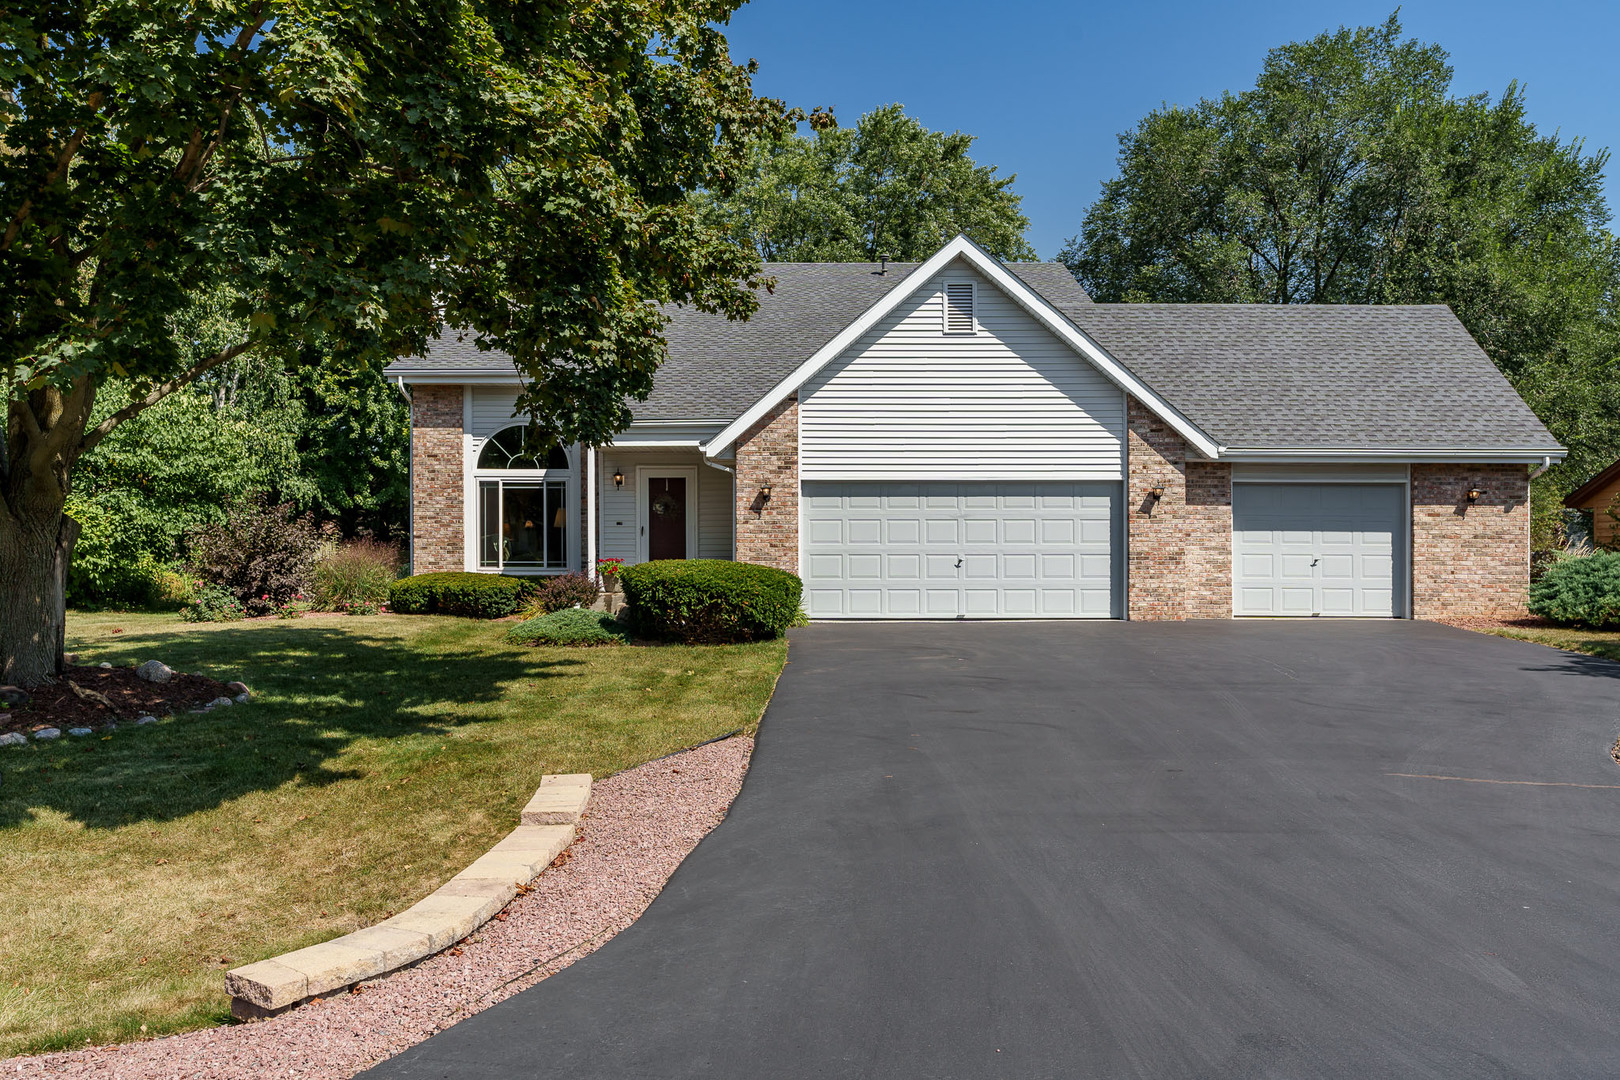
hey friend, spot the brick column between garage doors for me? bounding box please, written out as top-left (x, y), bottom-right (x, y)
top-left (1126, 397), bottom-right (1233, 620)
top-left (410, 385), bottom-right (465, 574)
top-left (734, 396), bottom-right (799, 574)
top-left (1411, 463), bottom-right (1530, 619)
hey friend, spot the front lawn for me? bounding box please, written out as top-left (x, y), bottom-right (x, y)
top-left (0, 612), bottom-right (785, 1058)
top-left (1471, 623), bottom-right (1620, 665)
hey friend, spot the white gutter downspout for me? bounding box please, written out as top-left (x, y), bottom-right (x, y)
top-left (1529, 456), bottom-right (1554, 481)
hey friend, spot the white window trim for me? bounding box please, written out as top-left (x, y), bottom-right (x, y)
top-left (942, 280), bottom-right (977, 335)
top-left (636, 465), bottom-right (699, 563)
top-left (464, 429), bottom-right (579, 574)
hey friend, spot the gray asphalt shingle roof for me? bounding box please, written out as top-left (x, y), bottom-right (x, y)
top-left (385, 260), bottom-right (1559, 452)
top-left (1064, 303), bottom-right (1559, 451)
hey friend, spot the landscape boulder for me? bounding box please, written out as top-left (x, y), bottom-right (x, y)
top-left (34, 728), bottom-right (61, 741)
top-left (136, 660), bottom-right (175, 684)
top-left (0, 732), bottom-right (26, 748)
top-left (0, 686), bottom-right (29, 706)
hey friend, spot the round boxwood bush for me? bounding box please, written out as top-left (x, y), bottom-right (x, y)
top-left (1529, 551), bottom-right (1620, 629)
top-left (388, 572), bottom-right (535, 619)
top-left (506, 607), bottom-right (631, 646)
top-left (618, 559), bottom-right (802, 644)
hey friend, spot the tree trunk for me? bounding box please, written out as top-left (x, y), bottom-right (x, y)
top-left (0, 501), bottom-right (78, 687)
top-left (4, 381), bottom-right (95, 687)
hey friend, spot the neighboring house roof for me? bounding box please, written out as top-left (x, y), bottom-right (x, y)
top-left (1564, 459), bottom-right (1620, 508)
top-left (385, 236), bottom-right (1562, 460)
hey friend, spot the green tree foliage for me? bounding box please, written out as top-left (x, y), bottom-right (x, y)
top-left (703, 104), bottom-right (1037, 261)
top-left (1060, 15), bottom-right (1620, 533)
top-left (2, 0), bottom-right (794, 681)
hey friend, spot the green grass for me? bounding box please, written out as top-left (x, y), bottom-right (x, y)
top-left (1475, 623), bottom-right (1620, 665)
top-left (0, 612), bottom-right (785, 1058)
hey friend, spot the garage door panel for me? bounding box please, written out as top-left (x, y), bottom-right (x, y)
top-left (848, 519), bottom-right (882, 544)
top-left (963, 555), bottom-right (998, 579)
top-left (1004, 518), bottom-right (1037, 544)
top-left (1040, 519), bottom-right (1077, 544)
top-left (1233, 483), bottom-right (1406, 618)
top-left (885, 554), bottom-right (922, 579)
top-left (963, 518), bottom-right (998, 544)
top-left (847, 554), bottom-right (883, 579)
top-left (808, 520), bottom-right (844, 544)
top-left (804, 481), bottom-right (1120, 619)
top-left (1003, 553), bottom-right (1038, 578)
top-left (886, 518), bottom-right (920, 544)
top-left (886, 590), bottom-right (921, 614)
top-left (1042, 553), bottom-right (1077, 577)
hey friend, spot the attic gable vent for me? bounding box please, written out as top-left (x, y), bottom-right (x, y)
top-left (943, 281), bottom-right (976, 334)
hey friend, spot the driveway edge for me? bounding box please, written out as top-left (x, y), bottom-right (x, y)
top-left (225, 774), bottom-right (592, 1017)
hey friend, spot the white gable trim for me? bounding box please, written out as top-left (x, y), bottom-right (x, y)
top-left (700, 234), bottom-right (1222, 460)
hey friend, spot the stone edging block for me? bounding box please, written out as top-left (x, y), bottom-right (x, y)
top-left (226, 773), bottom-right (590, 1017)
top-left (520, 773), bottom-right (592, 825)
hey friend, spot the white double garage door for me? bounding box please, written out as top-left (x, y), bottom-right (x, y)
top-left (802, 480), bottom-right (1407, 619)
top-left (803, 481), bottom-right (1121, 618)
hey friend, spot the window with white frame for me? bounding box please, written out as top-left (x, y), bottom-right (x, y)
top-left (475, 427), bottom-right (572, 571)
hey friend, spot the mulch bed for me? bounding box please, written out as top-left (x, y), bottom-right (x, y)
top-left (1, 666), bottom-right (236, 735)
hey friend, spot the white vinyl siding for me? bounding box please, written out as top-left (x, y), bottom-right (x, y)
top-left (799, 260), bottom-right (1124, 480)
top-left (597, 449), bottom-right (732, 564)
top-left (469, 385), bottom-right (526, 437)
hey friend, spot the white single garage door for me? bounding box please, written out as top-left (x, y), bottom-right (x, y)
top-left (1232, 483), bottom-right (1406, 617)
top-left (802, 481), bottom-right (1119, 619)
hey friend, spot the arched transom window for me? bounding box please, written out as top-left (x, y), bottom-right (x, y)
top-left (477, 426), bottom-right (570, 470)
top-left (476, 426), bottom-right (571, 571)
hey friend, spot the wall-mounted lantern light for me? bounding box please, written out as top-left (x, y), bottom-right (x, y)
top-left (759, 483), bottom-right (773, 502)
top-left (1147, 485), bottom-right (1166, 501)
top-left (1466, 487), bottom-right (1484, 504)
top-left (613, 469), bottom-right (625, 490)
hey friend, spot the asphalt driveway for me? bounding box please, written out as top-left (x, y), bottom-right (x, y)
top-left (366, 621), bottom-right (1620, 1079)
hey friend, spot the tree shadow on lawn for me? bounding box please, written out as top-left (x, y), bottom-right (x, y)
top-left (0, 623), bottom-right (583, 830)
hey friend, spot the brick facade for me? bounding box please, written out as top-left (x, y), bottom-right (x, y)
top-left (410, 385), bottom-right (465, 574)
top-left (734, 396), bottom-right (799, 573)
top-left (1125, 397), bottom-right (1233, 620)
top-left (1410, 463), bottom-right (1530, 619)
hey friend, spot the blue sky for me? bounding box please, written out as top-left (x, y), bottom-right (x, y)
top-left (725, 1), bottom-right (1619, 259)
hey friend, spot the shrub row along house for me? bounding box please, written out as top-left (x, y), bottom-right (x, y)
top-left (385, 236), bottom-right (1562, 621)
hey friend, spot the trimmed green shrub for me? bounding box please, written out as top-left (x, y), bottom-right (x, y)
top-left (1529, 550), bottom-right (1620, 628)
top-left (506, 607), bottom-right (631, 646)
top-left (387, 572), bottom-right (535, 618)
top-left (618, 559), bottom-right (802, 644)
top-left (518, 571), bottom-right (601, 619)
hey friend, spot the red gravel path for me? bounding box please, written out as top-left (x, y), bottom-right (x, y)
top-left (7, 736), bottom-right (753, 1078)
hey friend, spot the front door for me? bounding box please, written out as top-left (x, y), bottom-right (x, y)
top-left (647, 476), bottom-right (689, 560)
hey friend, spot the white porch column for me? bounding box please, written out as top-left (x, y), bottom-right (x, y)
top-left (585, 446), bottom-right (597, 577)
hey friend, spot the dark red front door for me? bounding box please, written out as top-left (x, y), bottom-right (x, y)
top-left (647, 476), bottom-right (688, 560)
